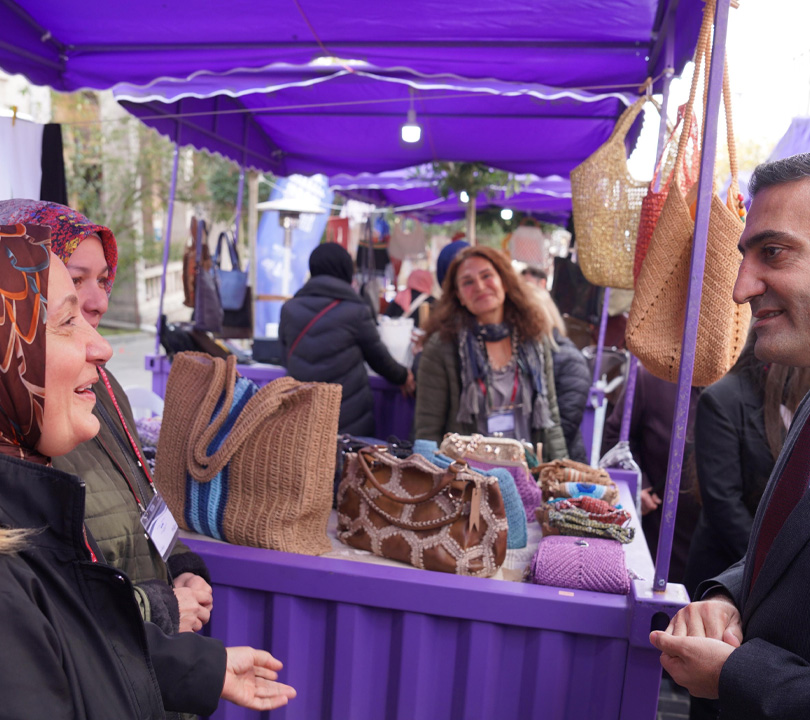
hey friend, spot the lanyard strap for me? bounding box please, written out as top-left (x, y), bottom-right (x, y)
top-left (98, 368), bottom-right (156, 486)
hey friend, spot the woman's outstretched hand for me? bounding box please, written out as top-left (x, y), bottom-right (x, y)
top-left (221, 647), bottom-right (297, 711)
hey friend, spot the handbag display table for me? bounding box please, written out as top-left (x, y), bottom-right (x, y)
top-left (180, 477), bottom-right (686, 720)
top-left (145, 354), bottom-right (416, 440)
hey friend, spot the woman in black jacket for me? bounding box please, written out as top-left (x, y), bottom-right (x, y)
top-left (0, 223), bottom-right (295, 718)
top-left (280, 243), bottom-right (414, 435)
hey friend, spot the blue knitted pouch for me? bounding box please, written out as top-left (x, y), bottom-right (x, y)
top-left (413, 440), bottom-right (527, 549)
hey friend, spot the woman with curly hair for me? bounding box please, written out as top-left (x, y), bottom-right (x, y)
top-left (413, 245), bottom-right (568, 460)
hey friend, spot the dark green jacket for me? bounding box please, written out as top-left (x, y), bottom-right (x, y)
top-left (413, 334), bottom-right (569, 461)
top-left (53, 369), bottom-right (208, 634)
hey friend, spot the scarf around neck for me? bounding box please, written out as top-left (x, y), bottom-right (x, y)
top-left (457, 322), bottom-right (552, 430)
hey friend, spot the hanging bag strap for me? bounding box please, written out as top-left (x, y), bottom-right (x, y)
top-left (403, 292), bottom-right (429, 319)
top-left (289, 300), bottom-right (341, 357)
top-left (214, 230), bottom-right (242, 271)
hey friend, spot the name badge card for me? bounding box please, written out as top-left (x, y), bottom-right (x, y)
top-left (140, 492), bottom-right (179, 561)
top-left (487, 410), bottom-right (516, 435)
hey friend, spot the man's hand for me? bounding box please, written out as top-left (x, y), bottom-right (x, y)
top-left (173, 573), bottom-right (213, 633)
top-left (221, 647), bottom-right (297, 711)
top-left (401, 370), bottom-right (416, 397)
top-left (666, 595), bottom-right (743, 645)
top-left (640, 488), bottom-right (662, 516)
top-left (650, 632), bottom-right (735, 699)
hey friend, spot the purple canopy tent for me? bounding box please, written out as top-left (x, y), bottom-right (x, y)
top-left (113, 67), bottom-right (646, 177)
top-left (1, 0), bottom-right (702, 92)
top-left (329, 167), bottom-right (572, 224)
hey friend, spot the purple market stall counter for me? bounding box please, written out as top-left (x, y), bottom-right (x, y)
top-left (182, 479), bottom-right (686, 720)
top-left (145, 354), bottom-right (415, 440)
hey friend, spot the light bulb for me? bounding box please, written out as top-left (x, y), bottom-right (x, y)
top-left (400, 107), bottom-right (422, 144)
top-left (500, 208), bottom-right (513, 220)
top-left (459, 191), bottom-right (470, 203)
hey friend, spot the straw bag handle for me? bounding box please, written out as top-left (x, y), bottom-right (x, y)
top-left (671, 0), bottom-right (739, 199)
top-left (606, 95), bottom-right (649, 145)
top-left (187, 371), bottom-right (304, 481)
top-left (671, 0), bottom-right (714, 182)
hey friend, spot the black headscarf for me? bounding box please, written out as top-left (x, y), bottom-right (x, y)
top-left (309, 243), bottom-right (353, 285)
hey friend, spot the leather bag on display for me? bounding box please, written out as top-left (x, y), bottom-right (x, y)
top-left (213, 230), bottom-right (253, 338)
top-left (337, 447), bottom-right (508, 577)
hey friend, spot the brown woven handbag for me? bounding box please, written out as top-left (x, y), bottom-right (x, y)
top-left (626, 0), bottom-right (750, 386)
top-left (155, 352), bottom-right (341, 555)
top-left (570, 93), bottom-right (660, 290)
top-left (337, 448), bottom-right (508, 577)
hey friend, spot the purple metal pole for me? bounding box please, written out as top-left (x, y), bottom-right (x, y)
top-left (154, 145), bottom-right (180, 356)
top-left (592, 286), bottom-right (611, 386)
top-left (654, 0), bottom-right (732, 591)
top-left (233, 166), bottom-right (246, 245)
top-left (619, 355), bottom-right (639, 443)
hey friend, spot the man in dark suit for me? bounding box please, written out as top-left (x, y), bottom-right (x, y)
top-left (649, 153), bottom-right (810, 719)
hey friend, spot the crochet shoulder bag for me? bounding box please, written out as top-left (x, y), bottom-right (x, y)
top-left (155, 352), bottom-right (341, 555)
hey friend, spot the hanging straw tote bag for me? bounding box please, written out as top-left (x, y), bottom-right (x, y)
top-left (626, 0), bottom-right (750, 387)
top-left (155, 352), bottom-right (342, 555)
top-left (570, 93), bottom-right (660, 290)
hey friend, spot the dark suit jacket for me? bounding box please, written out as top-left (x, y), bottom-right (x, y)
top-left (683, 371), bottom-right (774, 596)
top-left (697, 391), bottom-right (810, 719)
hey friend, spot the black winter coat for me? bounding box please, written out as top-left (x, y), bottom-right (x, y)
top-left (280, 275), bottom-right (409, 435)
top-left (683, 371), bottom-right (774, 597)
top-left (0, 454), bottom-right (226, 720)
top-left (551, 331), bottom-right (591, 462)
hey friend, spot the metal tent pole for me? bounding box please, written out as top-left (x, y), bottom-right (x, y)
top-left (154, 144), bottom-right (180, 356)
top-left (618, 47), bottom-right (674, 445)
top-left (654, 0), bottom-right (732, 591)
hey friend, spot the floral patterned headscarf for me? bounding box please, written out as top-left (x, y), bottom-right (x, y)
top-left (0, 223), bottom-right (52, 463)
top-left (0, 200), bottom-right (117, 295)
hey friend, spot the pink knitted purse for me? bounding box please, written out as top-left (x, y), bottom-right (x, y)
top-left (527, 536), bottom-right (631, 594)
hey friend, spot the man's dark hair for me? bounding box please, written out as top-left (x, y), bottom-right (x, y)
top-left (521, 265), bottom-right (547, 281)
top-left (749, 153), bottom-right (810, 197)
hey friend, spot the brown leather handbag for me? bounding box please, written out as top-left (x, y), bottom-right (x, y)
top-left (337, 448), bottom-right (508, 577)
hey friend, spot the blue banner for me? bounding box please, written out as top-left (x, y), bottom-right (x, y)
top-left (254, 175), bottom-right (333, 337)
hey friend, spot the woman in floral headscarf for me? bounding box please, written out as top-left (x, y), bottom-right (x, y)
top-left (0, 200), bottom-right (213, 639)
top-left (0, 222), bottom-right (296, 719)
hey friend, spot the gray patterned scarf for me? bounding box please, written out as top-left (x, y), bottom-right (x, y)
top-left (457, 322), bottom-right (552, 430)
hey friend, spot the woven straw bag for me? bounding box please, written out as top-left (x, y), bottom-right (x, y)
top-left (633, 105), bottom-right (700, 284)
top-left (155, 352), bottom-right (341, 555)
top-left (626, 0), bottom-right (750, 386)
top-left (570, 94), bottom-right (658, 290)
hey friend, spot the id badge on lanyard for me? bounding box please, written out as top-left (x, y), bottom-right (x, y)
top-left (140, 492), bottom-right (179, 562)
top-left (480, 364), bottom-right (520, 437)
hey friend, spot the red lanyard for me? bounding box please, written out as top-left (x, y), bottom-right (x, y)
top-left (98, 368), bottom-right (156, 487)
top-left (477, 363), bottom-right (519, 410)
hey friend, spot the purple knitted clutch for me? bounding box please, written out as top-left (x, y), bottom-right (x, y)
top-left (527, 536), bottom-right (631, 594)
